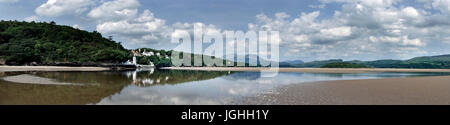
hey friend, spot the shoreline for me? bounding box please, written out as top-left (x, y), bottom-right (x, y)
top-left (0, 66), bottom-right (111, 72)
top-left (162, 67), bottom-right (450, 73)
top-left (243, 75), bottom-right (450, 105)
top-left (2, 66), bottom-right (450, 73)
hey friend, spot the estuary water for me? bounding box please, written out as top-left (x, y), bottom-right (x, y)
top-left (0, 69), bottom-right (448, 105)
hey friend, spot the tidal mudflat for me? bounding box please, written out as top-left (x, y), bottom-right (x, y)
top-left (244, 76), bottom-right (450, 105)
top-left (1, 67), bottom-right (449, 105)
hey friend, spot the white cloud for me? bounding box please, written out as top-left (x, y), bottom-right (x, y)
top-left (402, 36), bottom-right (425, 46)
top-left (95, 8), bottom-right (222, 49)
top-left (320, 27), bottom-right (352, 37)
top-left (432, 0), bottom-right (450, 14)
top-left (294, 35), bottom-right (309, 43)
top-left (90, 0), bottom-right (175, 48)
top-left (87, 0), bottom-right (140, 22)
top-left (35, 0), bottom-right (94, 17)
top-left (402, 7), bottom-right (420, 18)
top-left (309, 4), bottom-right (326, 9)
top-left (96, 9), bottom-right (171, 46)
top-left (24, 16), bottom-right (38, 22)
top-left (72, 24), bottom-right (81, 29)
top-left (27, 0), bottom-right (450, 61)
top-left (375, 36), bottom-right (401, 43)
top-left (370, 35), bottom-right (425, 46)
top-left (244, 0), bottom-right (450, 61)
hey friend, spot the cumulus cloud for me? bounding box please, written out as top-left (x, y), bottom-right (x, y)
top-left (320, 27), bottom-right (352, 37)
top-left (29, 0), bottom-right (450, 61)
top-left (97, 10), bottom-right (166, 35)
top-left (370, 35), bottom-right (425, 46)
top-left (87, 0), bottom-right (170, 48)
top-left (87, 0), bottom-right (140, 22)
top-left (245, 0), bottom-right (450, 61)
top-left (95, 9), bottom-right (171, 47)
top-left (432, 0), bottom-right (450, 14)
top-left (35, 0), bottom-right (94, 17)
top-left (87, 0), bottom-right (231, 50)
top-left (92, 0), bottom-right (222, 49)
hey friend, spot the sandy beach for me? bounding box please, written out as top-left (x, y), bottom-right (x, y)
top-left (243, 76), bottom-right (450, 105)
top-left (163, 67), bottom-right (450, 73)
top-left (0, 66), bottom-right (110, 72)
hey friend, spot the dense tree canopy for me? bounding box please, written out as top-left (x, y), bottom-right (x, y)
top-left (0, 21), bottom-right (131, 65)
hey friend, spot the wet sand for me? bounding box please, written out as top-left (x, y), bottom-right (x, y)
top-left (244, 76), bottom-right (450, 105)
top-left (2, 74), bottom-right (81, 85)
top-left (0, 66), bottom-right (110, 72)
top-left (163, 67), bottom-right (450, 73)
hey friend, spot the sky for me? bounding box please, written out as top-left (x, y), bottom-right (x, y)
top-left (1, 0), bottom-right (450, 61)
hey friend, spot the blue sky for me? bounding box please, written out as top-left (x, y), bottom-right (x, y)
top-left (1, 0), bottom-right (450, 61)
top-left (1, 0), bottom-right (334, 31)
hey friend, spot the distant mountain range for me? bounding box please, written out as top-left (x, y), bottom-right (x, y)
top-left (280, 59), bottom-right (340, 67)
top-left (362, 54), bottom-right (450, 69)
top-left (281, 55), bottom-right (450, 69)
top-left (232, 54), bottom-right (450, 69)
top-left (281, 60), bottom-right (304, 65)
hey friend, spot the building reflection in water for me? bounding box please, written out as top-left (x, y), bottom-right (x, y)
top-left (124, 68), bottom-right (230, 88)
top-left (126, 68), bottom-right (161, 87)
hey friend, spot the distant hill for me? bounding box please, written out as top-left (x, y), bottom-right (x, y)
top-left (407, 54), bottom-right (450, 62)
top-left (283, 60), bottom-right (304, 65)
top-left (321, 62), bottom-right (368, 68)
top-left (287, 55), bottom-right (450, 69)
top-left (361, 55), bottom-right (450, 69)
top-left (363, 59), bottom-right (404, 68)
top-left (280, 60), bottom-right (304, 67)
top-left (223, 54), bottom-right (276, 67)
top-left (294, 59), bottom-right (343, 68)
top-left (0, 21), bottom-right (130, 65)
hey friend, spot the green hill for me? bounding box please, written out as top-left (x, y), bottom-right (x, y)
top-left (362, 55), bottom-right (450, 69)
top-left (294, 59), bottom-right (343, 68)
top-left (0, 21), bottom-right (130, 65)
top-left (291, 55), bottom-right (450, 69)
top-left (407, 55), bottom-right (450, 63)
top-left (363, 59), bottom-right (404, 68)
top-left (321, 62), bottom-right (369, 68)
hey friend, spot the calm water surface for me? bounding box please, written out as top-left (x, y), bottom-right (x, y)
top-left (0, 69), bottom-right (449, 105)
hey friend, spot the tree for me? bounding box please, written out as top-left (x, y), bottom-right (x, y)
top-left (0, 21), bottom-right (131, 65)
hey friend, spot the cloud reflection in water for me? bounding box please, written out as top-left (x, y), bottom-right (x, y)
top-left (97, 71), bottom-right (442, 105)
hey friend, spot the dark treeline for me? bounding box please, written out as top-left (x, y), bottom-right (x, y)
top-left (320, 62), bottom-right (369, 68)
top-left (0, 20), bottom-right (130, 65)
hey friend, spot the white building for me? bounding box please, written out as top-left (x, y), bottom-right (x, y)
top-left (142, 51), bottom-right (154, 56)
